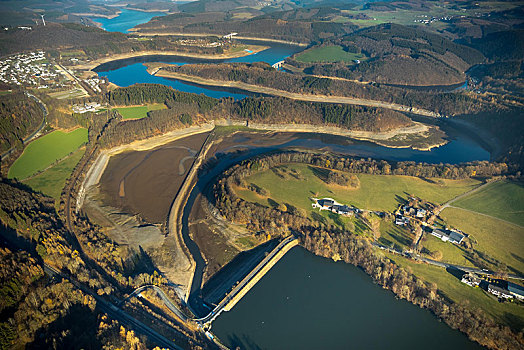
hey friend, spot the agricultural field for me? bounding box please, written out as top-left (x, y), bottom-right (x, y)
top-left (384, 252), bottom-right (524, 331)
top-left (234, 163), bottom-right (481, 213)
top-left (295, 45), bottom-right (366, 63)
top-left (24, 148), bottom-right (85, 201)
top-left (451, 180), bottom-right (524, 227)
top-left (114, 103), bottom-right (166, 119)
top-left (8, 128), bottom-right (88, 180)
top-left (440, 207), bottom-right (524, 276)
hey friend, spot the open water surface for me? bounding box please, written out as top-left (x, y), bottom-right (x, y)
top-left (90, 8), bottom-right (165, 33)
top-left (212, 246), bottom-right (484, 350)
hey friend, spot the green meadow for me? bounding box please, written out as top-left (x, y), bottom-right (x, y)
top-left (8, 128), bottom-right (88, 180)
top-left (452, 180), bottom-right (524, 227)
top-left (114, 103), bottom-right (166, 120)
top-left (235, 163), bottom-right (481, 213)
top-left (295, 45), bottom-right (366, 63)
top-left (24, 148), bottom-right (85, 201)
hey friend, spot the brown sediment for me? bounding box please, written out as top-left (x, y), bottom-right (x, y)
top-left (99, 132), bottom-right (208, 223)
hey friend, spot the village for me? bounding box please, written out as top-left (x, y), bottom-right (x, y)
top-left (311, 196), bottom-right (524, 303)
top-left (0, 51), bottom-right (63, 87)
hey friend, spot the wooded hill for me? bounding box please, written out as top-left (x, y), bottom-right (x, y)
top-left (134, 7), bottom-right (358, 42)
top-left (289, 23), bottom-right (485, 86)
top-left (162, 62), bottom-right (501, 116)
top-left (0, 23), bottom-right (223, 58)
top-left (100, 83), bottom-right (412, 148)
top-left (0, 91), bottom-right (44, 154)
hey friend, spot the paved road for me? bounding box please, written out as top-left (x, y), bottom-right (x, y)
top-left (196, 236), bottom-right (297, 325)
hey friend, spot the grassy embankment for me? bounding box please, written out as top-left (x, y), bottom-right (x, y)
top-left (8, 128), bottom-right (88, 180)
top-left (295, 45), bottom-right (366, 63)
top-left (114, 103), bottom-right (166, 120)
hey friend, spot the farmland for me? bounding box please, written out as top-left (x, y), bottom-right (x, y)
top-left (440, 207), bottom-right (524, 275)
top-left (451, 180), bottom-right (524, 227)
top-left (8, 128), bottom-right (88, 180)
top-left (24, 148), bottom-right (85, 201)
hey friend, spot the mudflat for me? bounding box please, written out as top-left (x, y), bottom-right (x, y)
top-left (99, 132), bottom-right (208, 223)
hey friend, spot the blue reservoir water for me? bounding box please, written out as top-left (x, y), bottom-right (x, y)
top-left (96, 43), bottom-right (303, 99)
top-left (212, 246), bottom-right (484, 350)
top-left (91, 8), bottom-right (165, 33)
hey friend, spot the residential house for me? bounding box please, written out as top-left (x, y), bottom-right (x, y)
top-left (431, 228), bottom-right (464, 245)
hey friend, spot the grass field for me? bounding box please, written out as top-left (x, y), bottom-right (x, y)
top-left (24, 148), bottom-right (85, 200)
top-left (452, 180), bottom-right (524, 227)
top-left (114, 103), bottom-right (166, 120)
top-left (295, 45), bottom-right (366, 63)
top-left (8, 128), bottom-right (88, 180)
top-left (440, 207), bottom-right (524, 275)
top-left (235, 164), bottom-right (481, 213)
top-left (383, 251), bottom-right (524, 331)
top-left (420, 234), bottom-right (475, 267)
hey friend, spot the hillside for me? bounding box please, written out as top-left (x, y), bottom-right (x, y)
top-left (133, 7), bottom-right (357, 42)
top-left (291, 23), bottom-right (485, 86)
top-left (0, 23), bottom-right (221, 58)
top-left (0, 91), bottom-right (45, 154)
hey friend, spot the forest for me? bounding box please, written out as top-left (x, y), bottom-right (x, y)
top-left (101, 83), bottom-right (413, 149)
top-left (0, 177), bottom-right (210, 349)
top-left (0, 23), bottom-right (223, 59)
top-left (163, 62), bottom-right (504, 116)
top-left (0, 91), bottom-right (44, 154)
top-left (210, 150), bottom-right (522, 349)
top-left (134, 7), bottom-right (358, 43)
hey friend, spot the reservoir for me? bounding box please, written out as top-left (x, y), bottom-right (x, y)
top-left (90, 8), bottom-right (166, 33)
top-left (94, 42), bottom-right (303, 99)
top-left (212, 246), bottom-right (483, 350)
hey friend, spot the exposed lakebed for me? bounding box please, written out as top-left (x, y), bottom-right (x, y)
top-left (90, 32), bottom-right (491, 348)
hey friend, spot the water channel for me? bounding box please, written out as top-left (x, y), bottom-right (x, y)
top-left (91, 20), bottom-right (491, 347)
